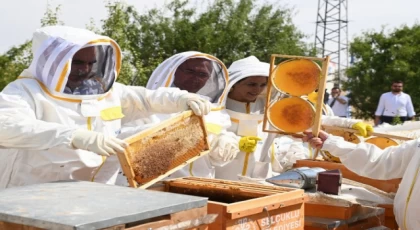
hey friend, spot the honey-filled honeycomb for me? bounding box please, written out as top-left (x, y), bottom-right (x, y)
top-left (268, 97), bottom-right (315, 133)
top-left (365, 137), bottom-right (398, 150)
top-left (126, 114), bottom-right (208, 184)
top-left (272, 59), bottom-right (321, 96)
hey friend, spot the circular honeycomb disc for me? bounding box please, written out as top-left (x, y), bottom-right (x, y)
top-left (365, 137), bottom-right (398, 149)
top-left (271, 59), bottom-right (321, 96)
top-left (268, 97), bottom-right (315, 133)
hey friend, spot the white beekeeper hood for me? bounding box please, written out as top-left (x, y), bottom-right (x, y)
top-left (224, 56), bottom-right (270, 104)
top-left (146, 51), bottom-right (229, 105)
top-left (26, 25), bottom-right (122, 100)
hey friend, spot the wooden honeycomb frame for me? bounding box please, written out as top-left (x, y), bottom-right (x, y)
top-left (263, 54), bottom-right (330, 139)
top-left (117, 111), bottom-right (210, 189)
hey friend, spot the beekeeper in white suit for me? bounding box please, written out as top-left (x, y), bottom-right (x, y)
top-left (304, 130), bottom-right (419, 230)
top-left (212, 56), bottom-right (308, 180)
top-left (0, 26), bottom-right (211, 189)
top-left (214, 56), bottom-right (378, 180)
top-left (145, 51), bottom-right (242, 178)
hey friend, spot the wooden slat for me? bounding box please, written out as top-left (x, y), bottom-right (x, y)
top-left (179, 178), bottom-right (295, 194)
top-left (305, 203), bottom-right (360, 220)
top-left (182, 177), bottom-right (297, 193)
top-left (116, 148), bottom-right (137, 188)
top-left (166, 180), bottom-right (275, 198)
top-left (225, 192), bottom-right (305, 219)
top-left (312, 55), bottom-right (330, 159)
top-left (0, 222), bottom-right (43, 230)
top-left (270, 54), bottom-right (326, 61)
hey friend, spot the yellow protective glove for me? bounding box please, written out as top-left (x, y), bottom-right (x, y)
top-left (239, 136), bottom-right (262, 152)
top-left (352, 122), bottom-right (374, 137)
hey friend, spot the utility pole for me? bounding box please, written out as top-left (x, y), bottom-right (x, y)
top-left (314, 0), bottom-right (349, 87)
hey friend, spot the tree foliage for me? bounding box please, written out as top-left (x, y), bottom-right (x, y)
top-left (0, 4), bottom-right (63, 90)
top-left (345, 25), bottom-right (420, 119)
top-left (0, 0), bottom-right (311, 89)
top-left (99, 0), bottom-right (312, 85)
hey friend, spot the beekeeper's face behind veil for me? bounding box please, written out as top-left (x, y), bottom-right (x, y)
top-left (28, 26), bottom-right (119, 98)
top-left (146, 51), bottom-right (228, 104)
top-left (64, 45), bottom-right (115, 95)
top-left (173, 58), bottom-right (213, 93)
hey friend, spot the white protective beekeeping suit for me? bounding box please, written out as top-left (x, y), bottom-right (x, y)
top-left (0, 26), bottom-right (209, 188)
top-left (213, 56), bottom-right (308, 181)
top-left (323, 136), bottom-right (420, 230)
top-left (145, 51), bottom-right (232, 178)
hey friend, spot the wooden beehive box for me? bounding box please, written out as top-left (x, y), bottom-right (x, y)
top-left (117, 111), bottom-right (210, 189)
top-left (294, 160), bottom-right (399, 229)
top-left (163, 177), bottom-right (306, 230)
top-left (378, 204), bottom-right (399, 230)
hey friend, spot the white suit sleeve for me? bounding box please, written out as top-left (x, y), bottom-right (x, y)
top-left (406, 95), bottom-right (415, 117)
top-left (117, 83), bottom-right (189, 122)
top-left (271, 136), bottom-right (308, 173)
top-left (375, 94), bottom-right (385, 116)
top-left (323, 135), bottom-right (419, 180)
top-left (0, 83), bottom-right (75, 150)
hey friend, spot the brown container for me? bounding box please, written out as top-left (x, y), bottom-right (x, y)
top-left (163, 177), bottom-right (306, 230)
top-left (316, 169), bottom-right (342, 195)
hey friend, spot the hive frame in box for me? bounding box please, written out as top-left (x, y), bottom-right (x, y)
top-left (116, 111), bottom-right (210, 189)
top-left (263, 54), bottom-right (330, 158)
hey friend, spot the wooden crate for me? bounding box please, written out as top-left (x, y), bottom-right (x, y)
top-left (163, 177), bottom-right (306, 230)
top-left (377, 204), bottom-right (399, 230)
top-left (294, 160), bottom-right (401, 193)
top-left (117, 111), bottom-right (210, 189)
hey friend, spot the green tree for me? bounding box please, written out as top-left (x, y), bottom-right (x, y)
top-left (100, 0), bottom-right (311, 86)
top-left (0, 4), bottom-right (63, 90)
top-left (344, 25), bottom-right (420, 119)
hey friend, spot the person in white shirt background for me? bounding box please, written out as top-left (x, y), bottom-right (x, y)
top-left (374, 80), bottom-right (415, 126)
top-left (328, 86), bottom-right (349, 118)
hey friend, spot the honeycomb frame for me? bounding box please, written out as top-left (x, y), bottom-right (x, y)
top-left (262, 54), bottom-right (330, 139)
top-left (117, 111), bottom-right (210, 189)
